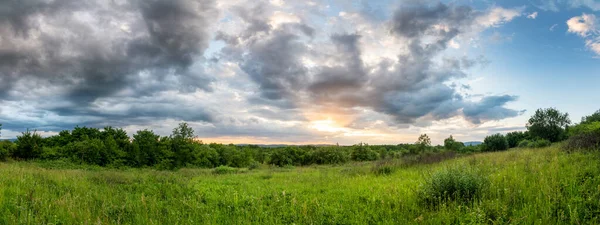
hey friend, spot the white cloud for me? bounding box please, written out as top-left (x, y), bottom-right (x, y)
top-left (527, 11), bottom-right (538, 19)
top-left (476, 7), bottom-right (523, 27)
top-left (567, 13), bottom-right (597, 37)
top-left (549, 24), bottom-right (558, 31)
top-left (567, 13), bottom-right (600, 56)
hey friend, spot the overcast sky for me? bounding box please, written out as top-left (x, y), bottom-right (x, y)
top-left (0, 0), bottom-right (599, 144)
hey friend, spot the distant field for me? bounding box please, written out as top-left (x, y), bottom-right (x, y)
top-left (1, 146), bottom-right (599, 224)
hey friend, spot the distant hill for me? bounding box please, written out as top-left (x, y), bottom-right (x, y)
top-left (464, 141), bottom-right (483, 146)
top-left (0, 139), bottom-right (16, 142)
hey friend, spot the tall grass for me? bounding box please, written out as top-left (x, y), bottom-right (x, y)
top-left (0, 146), bottom-right (599, 224)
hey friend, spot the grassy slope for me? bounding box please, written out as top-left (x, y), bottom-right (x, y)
top-left (1, 146), bottom-right (599, 224)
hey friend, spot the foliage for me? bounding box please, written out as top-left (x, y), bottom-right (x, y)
top-left (414, 134), bottom-right (432, 153)
top-left (350, 143), bottom-right (379, 161)
top-left (506, 131), bottom-right (528, 148)
top-left (527, 108), bottom-right (571, 142)
top-left (483, 134), bottom-right (508, 152)
top-left (418, 167), bottom-right (487, 206)
top-left (14, 129), bottom-right (43, 159)
top-left (444, 135), bottom-right (465, 151)
top-left (564, 121), bottom-right (600, 152)
top-left (518, 139), bottom-right (531, 148)
top-left (212, 165), bottom-right (238, 174)
top-left (0, 140), bottom-right (15, 161)
top-left (581, 109), bottom-right (600, 125)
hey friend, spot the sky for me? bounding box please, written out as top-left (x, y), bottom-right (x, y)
top-left (0, 0), bottom-right (599, 145)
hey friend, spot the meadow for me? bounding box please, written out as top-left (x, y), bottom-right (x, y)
top-left (1, 145), bottom-right (599, 224)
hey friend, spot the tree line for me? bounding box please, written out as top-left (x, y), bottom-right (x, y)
top-left (0, 108), bottom-right (598, 169)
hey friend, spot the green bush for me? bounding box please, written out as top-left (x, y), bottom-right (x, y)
top-left (530, 139), bottom-right (551, 148)
top-left (483, 134), bottom-right (508, 152)
top-left (248, 161), bottom-right (260, 170)
top-left (372, 160), bottom-right (398, 176)
top-left (418, 168), bottom-right (487, 206)
top-left (518, 140), bottom-right (531, 148)
top-left (0, 140), bottom-right (15, 161)
top-left (506, 131), bottom-right (527, 148)
top-left (312, 147), bottom-right (350, 164)
top-left (564, 122), bottom-right (600, 152)
top-left (351, 144), bottom-right (379, 161)
top-left (213, 166), bottom-right (238, 174)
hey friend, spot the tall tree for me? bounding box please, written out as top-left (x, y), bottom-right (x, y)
top-left (527, 108), bottom-right (571, 142)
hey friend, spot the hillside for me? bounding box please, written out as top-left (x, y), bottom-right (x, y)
top-left (0, 145), bottom-right (598, 224)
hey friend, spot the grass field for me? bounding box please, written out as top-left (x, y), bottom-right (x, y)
top-left (1, 146), bottom-right (599, 224)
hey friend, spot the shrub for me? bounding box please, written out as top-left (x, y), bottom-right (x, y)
top-left (248, 161), bottom-right (260, 170)
top-left (418, 168), bottom-right (487, 206)
top-left (518, 140), bottom-right (531, 148)
top-left (312, 147), bottom-right (350, 165)
top-left (350, 144), bottom-right (379, 161)
top-left (506, 131), bottom-right (527, 148)
top-left (14, 130), bottom-right (44, 159)
top-left (0, 140), bottom-right (15, 161)
top-left (444, 135), bottom-right (465, 152)
top-left (530, 139), bottom-right (551, 148)
top-left (483, 134), bottom-right (508, 152)
top-left (563, 122), bottom-right (600, 152)
top-left (213, 166), bottom-right (238, 174)
top-left (372, 160), bottom-right (398, 175)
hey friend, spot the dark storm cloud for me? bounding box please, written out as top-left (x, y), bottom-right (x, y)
top-left (0, 0), bottom-right (218, 125)
top-left (220, 1), bottom-right (522, 126)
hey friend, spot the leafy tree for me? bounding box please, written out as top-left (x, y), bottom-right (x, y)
top-left (581, 109), bottom-right (600, 125)
top-left (350, 143), bottom-right (379, 161)
top-left (14, 129), bottom-right (43, 159)
top-left (170, 123), bottom-right (197, 168)
top-left (132, 130), bottom-right (161, 166)
top-left (0, 140), bottom-right (15, 161)
top-left (506, 131), bottom-right (527, 148)
top-left (414, 134), bottom-right (431, 153)
top-left (527, 108), bottom-right (571, 142)
top-left (444, 135), bottom-right (465, 151)
top-left (483, 134), bottom-right (508, 152)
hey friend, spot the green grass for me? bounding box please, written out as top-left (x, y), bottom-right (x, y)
top-left (1, 146), bottom-right (600, 224)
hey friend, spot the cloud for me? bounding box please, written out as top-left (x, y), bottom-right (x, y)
top-left (567, 13), bottom-right (597, 37)
top-left (0, 0), bottom-right (525, 143)
top-left (527, 12), bottom-right (539, 19)
top-left (217, 2), bottom-right (523, 127)
top-left (550, 24), bottom-right (559, 31)
top-left (567, 13), bottom-right (600, 55)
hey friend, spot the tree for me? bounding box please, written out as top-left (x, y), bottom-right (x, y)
top-left (133, 130), bottom-right (161, 166)
top-left (350, 143), bottom-right (379, 161)
top-left (444, 135), bottom-right (464, 151)
top-left (170, 123), bottom-right (197, 168)
top-left (581, 109), bottom-right (600, 125)
top-left (506, 131), bottom-right (527, 148)
top-left (414, 134), bottom-right (431, 153)
top-left (527, 108), bottom-right (571, 142)
top-left (483, 134), bottom-right (508, 152)
top-left (14, 129), bottom-right (44, 159)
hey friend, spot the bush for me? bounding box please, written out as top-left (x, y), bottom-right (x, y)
top-left (418, 168), bottom-right (487, 206)
top-left (564, 122), bottom-right (600, 152)
top-left (312, 147), bottom-right (350, 165)
top-left (518, 140), bottom-right (531, 148)
top-left (530, 139), bottom-right (551, 148)
top-left (372, 160), bottom-right (398, 175)
top-left (248, 161), bottom-right (260, 170)
top-left (14, 130), bottom-right (44, 159)
top-left (506, 131), bottom-right (527, 148)
top-left (483, 134), bottom-right (508, 152)
top-left (351, 144), bottom-right (379, 161)
top-left (213, 166), bottom-right (238, 174)
top-left (0, 140), bottom-right (15, 161)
